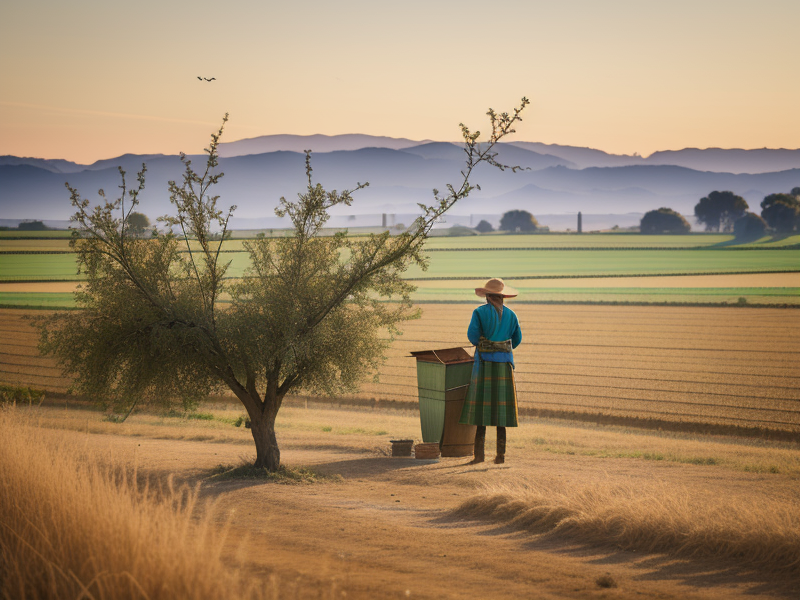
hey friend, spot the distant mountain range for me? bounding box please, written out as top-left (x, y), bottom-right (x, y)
top-left (2, 134), bottom-right (799, 223)
top-left (217, 133), bottom-right (435, 157)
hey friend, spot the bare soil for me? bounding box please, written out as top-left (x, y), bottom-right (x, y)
top-left (65, 426), bottom-right (799, 600)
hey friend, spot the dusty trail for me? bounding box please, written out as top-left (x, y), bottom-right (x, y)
top-left (67, 429), bottom-right (798, 600)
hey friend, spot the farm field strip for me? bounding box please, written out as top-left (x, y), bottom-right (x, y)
top-left (378, 362), bottom-right (800, 386)
top-left (2, 291), bottom-right (796, 309)
top-left (1, 305), bottom-right (798, 432)
top-left (0, 231), bottom-right (72, 238)
top-left (511, 399), bottom-right (799, 428)
top-left (402, 249), bottom-right (800, 278)
top-left (409, 288), bottom-right (800, 304)
top-left (361, 373), bottom-right (800, 402)
top-left (377, 361), bottom-right (800, 382)
top-left (392, 338), bottom-right (799, 355)
top-left (423, 233), bottom-right (800, 248)
top-left (401, 311), bottom-right (800, 323)
top-left (387, 352), bottom-right (800, 373)
top-left (414, 273), bottom-right (800, 289)
top-left (398, 325), bottom-right (800, 342)
top-left (376, 305), bottom-right (800, 431)
top-left (3, 248), bottom-right (799, 282)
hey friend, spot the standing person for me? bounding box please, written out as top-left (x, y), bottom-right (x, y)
top-left (459, 278), bottom-right (522, 464)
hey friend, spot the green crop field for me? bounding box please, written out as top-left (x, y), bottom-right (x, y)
top-left (3, 248), bottom-right (798, 282)
top-left (0, 254), bottom-right (81, 281)
top-left (424, 233), bottom-right (735, 249)
top-left (403, 249), bottom-right (800, 279)
top-left (0, 292), bottom-right (77, 308)
top-left (1, 232), bottom-right (798, 306)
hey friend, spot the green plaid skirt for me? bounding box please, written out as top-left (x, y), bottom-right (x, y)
top-left (458, 358), bottom-right (519, 427)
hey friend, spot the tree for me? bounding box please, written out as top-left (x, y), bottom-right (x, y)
top-left (499, 210), bottom-right (539, 232)
top-left (18, 220), bottom-right (48, 231)
top-left (761, 192), bottom-right (799, 211)
top-left (791, 187), bottom-right (800, 198)
top-left (733, 212), bottom-right (767, 239)
top-left (127, 212), bottom-right (151, 237)
top-left (474, 219), bottom-right (493, 233)
top-left (639, 208), bottom-right (691, 234)
top-left (37, 100), bottom-right (530, 471)
top-left (761, 193), bottom-right (800, 233)
top-left (694, 191), bottom-right (748, 232)
top-left (762, 202), bottom-right (800, 234)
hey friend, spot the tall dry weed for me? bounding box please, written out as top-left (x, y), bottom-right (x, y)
top-left (0, 409), bottom-right (264, 600)
top-left (454, 480), bottom-right (800, 580)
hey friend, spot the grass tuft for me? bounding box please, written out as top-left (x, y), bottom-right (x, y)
top-left (187, 412), bottom-right (215, 420)
top-left (0, 384), bottom-right (45, 405)
top-left (208, 463), bottom-right (342, 484)
top-left (453, 480), bottom-right (800, 578)
top-left (595, 574), bottom-right (617, 588)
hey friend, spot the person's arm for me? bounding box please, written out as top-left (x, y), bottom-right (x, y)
top-left (511, 314), bottom-right (522, 349)
top-left (467, 309), bottom-right (482, 346)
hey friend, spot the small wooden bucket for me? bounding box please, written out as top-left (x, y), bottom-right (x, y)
top-left (414, 442), bottom-right (440, 459)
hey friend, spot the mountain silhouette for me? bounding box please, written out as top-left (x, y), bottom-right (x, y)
top-left (3, 136), bottom-right (799, 222)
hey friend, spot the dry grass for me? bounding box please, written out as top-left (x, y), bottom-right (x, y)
top-left (453, 479), bottom-right (800, 579)
top-left (0, 408), bottom-right (268, 600)
top-left (20, 402), bottom-right (800, 475)
top-left (512, 419), bottom-right (800, 475)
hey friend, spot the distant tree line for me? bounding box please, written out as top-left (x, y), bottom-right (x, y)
top-left (0, 220), bottom-right (52, 231)
top-left (638, 186), bottom-right (799, 235)
top-left (0, 215), bottom-right (152, 234)
top-left (468, 210), bottom-right (546, 234)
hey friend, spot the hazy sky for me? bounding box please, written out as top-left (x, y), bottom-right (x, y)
top-left (1, 0), bottom-right (798, 163)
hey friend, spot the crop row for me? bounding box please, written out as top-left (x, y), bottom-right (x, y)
top-left (0, 305), bottom-right (798, 432)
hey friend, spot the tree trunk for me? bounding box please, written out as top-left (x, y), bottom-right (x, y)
top-left (250, 409), bottom-right (280, 471)
top-left (226, 376), bottom-right (283, 472)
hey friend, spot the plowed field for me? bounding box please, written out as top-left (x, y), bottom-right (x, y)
top-left (2, 305), bottom-right (799, 433)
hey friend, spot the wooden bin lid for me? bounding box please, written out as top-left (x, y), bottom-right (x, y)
top-left (409, 347), bottom-right (472, 364)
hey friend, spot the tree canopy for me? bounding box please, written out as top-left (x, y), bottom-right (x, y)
top-left (127, 212), bottom-right (151, 236)
top-left (639, 208), bottom-right (691, 234)
top-left (761, 193), bottom-right (800, 233)
top-left (18, 220), bottom-right (49, 231)
top-left (694, 191), bottom-right (748, 232)
top-left (37, 100), bottom-right (530, 471)
top-left (474, 219), bottom-right (494, 233)
top-left (499, 210), bottom-right (539, 232)
top-left (733, 212), bottom-right (767, 239)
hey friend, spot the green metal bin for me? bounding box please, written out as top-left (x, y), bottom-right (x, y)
top-left (410, 347), bottom-right (477, 457)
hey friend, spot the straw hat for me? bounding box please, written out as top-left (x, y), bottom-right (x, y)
top-left (474, 278), bottom-right (518, 298)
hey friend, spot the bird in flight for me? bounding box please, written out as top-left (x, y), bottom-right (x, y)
top-left (197, 77), bottom-right (216, 81)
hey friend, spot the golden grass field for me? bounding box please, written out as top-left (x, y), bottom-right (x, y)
top-left (2, 303), bottom-right (800, 598)
top-left (0, 410), bottom-right (273, 600)
top-left (2, 402), bottom-right (799, 599)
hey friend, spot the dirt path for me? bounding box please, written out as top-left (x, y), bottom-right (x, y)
top-left (68, 430), bottom-right (798, 600)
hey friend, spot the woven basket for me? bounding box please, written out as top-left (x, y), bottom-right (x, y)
top-left (414, 442), bottom-right (440, 459)
top-left (390, 439), bottom-right (414, 457)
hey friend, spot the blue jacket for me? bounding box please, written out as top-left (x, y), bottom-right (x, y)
top-left (467, 303), bottom-right (522, 367)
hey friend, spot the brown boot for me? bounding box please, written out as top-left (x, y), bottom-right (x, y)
top-left (467, 426), bottom-right (485, 465)
top-left (494, 426), bottom-right (506, 464)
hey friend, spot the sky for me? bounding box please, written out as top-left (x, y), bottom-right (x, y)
top-left (1, 0), bottom-right (798, 163)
